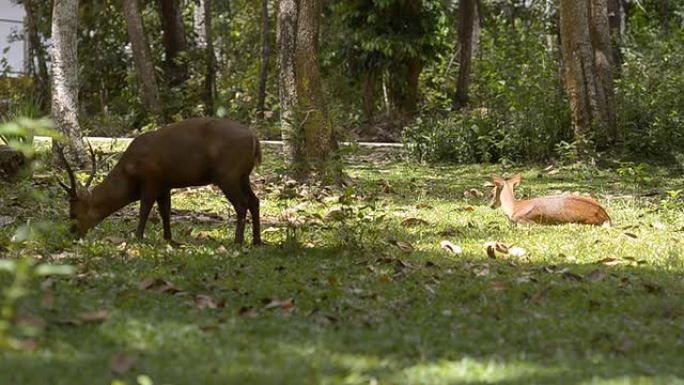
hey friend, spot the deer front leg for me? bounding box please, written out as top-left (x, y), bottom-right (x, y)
top-left (156, 190), bottom-right (172, 241)
top-left (136, 188), bottom-right (157, 240)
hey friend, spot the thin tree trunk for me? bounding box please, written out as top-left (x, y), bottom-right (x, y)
top-left (257, 0), bottom-right (271, 119)
top-left (194, 0), bottom-right (216, 115)
top-left (23, 0), bottom-right (49, 107)
top-left (590, 0), bottom-right (617, 145)
top-left (362, 70), bottom-right (377, 121)
top-left (453, 0), bottom-right (476, 110)
top-left (661, 0), bottom-right (670, 35)
top-left (158, 0), bottom-right (189, 86)
top-left (123, 0), bottom-right (163, 119)
top-left (607, 0), bottom-right (623, 70)
top-left (294, 0), bottom-right (335, 167)
top-left (50, 0), bottom-right (88, 166)
top-left (472, 0), bottom-right (482, 58)
top-left (277, 0), bottom-right (300, 164)
top-left (560, 0), bottom-right (600, 148)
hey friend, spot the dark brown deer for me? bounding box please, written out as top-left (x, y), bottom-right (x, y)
top-left (56, 118), bottom-right (262, 245)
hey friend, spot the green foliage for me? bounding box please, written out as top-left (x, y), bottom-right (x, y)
top-left (616, 26), bottom-right (684, 157)
top-left (0, 256), bottom-right (74, 351)
top-left (404, 19), bottom-right (570, 164)
top-left (0, 117), bottom-right (57, 157)
top-left (324, 186), bottom-right (385, 250)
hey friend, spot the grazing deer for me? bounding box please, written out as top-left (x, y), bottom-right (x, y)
top-left (489, 174), bottom-right (611, 226)
top-left (56, 118), bottom-right (262, 245)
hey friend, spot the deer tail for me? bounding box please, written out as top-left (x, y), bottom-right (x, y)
top-left (253, 136), bottom-right (262, 167)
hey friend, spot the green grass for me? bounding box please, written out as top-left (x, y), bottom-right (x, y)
top-left (1, 146), bottom-right (684, 385)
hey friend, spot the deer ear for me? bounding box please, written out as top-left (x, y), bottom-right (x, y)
top-left (491, 174), bottom-right (505, 186)
top-left (508, 173), bottom-right (522, 188)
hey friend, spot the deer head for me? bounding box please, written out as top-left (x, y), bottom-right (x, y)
top-left (489, 173), bottom-right (521, 208)
top-left (55, 143), bottom-right (98, 237)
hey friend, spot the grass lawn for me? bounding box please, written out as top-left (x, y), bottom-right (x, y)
top-left (1, 146), bottom-right (684, 385)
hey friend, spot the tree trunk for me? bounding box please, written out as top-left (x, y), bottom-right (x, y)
top-left (472, 0), bottom-right (482, 58)
top-left (123, 0), bottom-right (163, 119)
top-left (361, 70), bottom-right (377, 121)
top-left (277, 0), bottom-right (300, 164)
top-left (453, 0), bottom-right (477, 110)
top-left (23, 0), bottom-right (49, 108)
top-left (590, 0), bottom-right (617, 145)
top-left (294, 0), bottom-right (335, 169)
top-left (660, 0), bottom-right (670, 35)
top-left (194, 0), bottom-right (216, 115)
top-left (50, 0), bottom-right (88, 166)
top-left (257, 0), bottom-right (271, 119)
top-left (607, 0), bottom-right (623, 70)
top-left (277, 0), bottom-right (337, 177)
top-left (560, 0), bottom-right (616, 150)
top-left (158, 0), bottom-right (189, 86)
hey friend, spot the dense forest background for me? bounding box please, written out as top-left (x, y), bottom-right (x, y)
top-left (2, 0), bottom-right (683, 165)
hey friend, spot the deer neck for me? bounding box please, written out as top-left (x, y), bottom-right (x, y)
top-left (499, 183), bottom-right (518, 218)
top-left (89, 171), bottom-right (137, 222)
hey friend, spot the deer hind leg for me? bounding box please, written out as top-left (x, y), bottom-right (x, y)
top-left (240, 175), bottom-right (261, 245)
top-left (156, 189), bottom-right (172, 241)
top-left (136, 186), bottom-right (158, 239)
top-left (217, 179), bottom-right (248, 244)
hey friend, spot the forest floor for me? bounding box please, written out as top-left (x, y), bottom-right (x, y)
top-left (1, 146), bottom-right (684, 385)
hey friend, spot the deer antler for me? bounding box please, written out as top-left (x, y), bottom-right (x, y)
top-left (84, 141), bottom-right (97, 188)
top-left (54, 143), bottom-right (79, 199)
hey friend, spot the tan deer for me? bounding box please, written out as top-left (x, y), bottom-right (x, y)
top-left (489, 174), bottom-right (611, 226)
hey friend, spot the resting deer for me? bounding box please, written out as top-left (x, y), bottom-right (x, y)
top-left (56, 118), bottom-right (262, 245)
top-left (489, 174), bottom-right (611, 226)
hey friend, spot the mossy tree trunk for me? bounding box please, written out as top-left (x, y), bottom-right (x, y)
top-left (277, 0), bottom-right (337, 179)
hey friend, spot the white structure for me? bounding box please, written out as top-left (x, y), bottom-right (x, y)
top-left (0, 0), bottom-right (27, 75)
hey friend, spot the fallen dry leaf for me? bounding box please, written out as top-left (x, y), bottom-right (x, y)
top-left (138, 277), bottom-right (180, 294)
top-left (325, 208), bottom-right (346, 221)
top-left (239, 305), bottom-right (259, 318)
top-left (391, 240), bottom-right (414, 252)
top-left (79, 309), bottom-right (111, 323)
top-left (642, 282), bottom-right (663, 294)
top-left (495, 242), bottom-right (509, 254)
top-left (110, 351), bottom-right (136, 375)
top-left (439, 240), bottom-right (462, 255)
top-left (561, 270), bottom-right (583, 281)
top-left (475, 265), bottom-right (490, 277)
top-left (103, 236), bottom-right (126, 245)
top-left (263, 298), bottom-right (296, 313)
top-left (586, 269), bottom-right (606, 282)
top-left (531, 285), bottom-right (552, 304)
top-left (463, 188), bottom-right (484, 199)
top-left (652, 222), bottom-right (666, 230)
top-left (194, 294), bottom-right (224, 310)
top-left (401, 217), bottom-right (429, 227)
top-left (623, 232), bottom-right (638, 239)
top-left (597, 257), bottom-right (621, 266)
top-left (508, 246), bottom-right (526, 257)
top-left (489, 281), bottom-right (506, 292)
top-left (0, 215), bottom-right (16, 227)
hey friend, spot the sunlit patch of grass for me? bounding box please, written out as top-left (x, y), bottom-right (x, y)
top-left (1, 146), bottom-right (684, 384)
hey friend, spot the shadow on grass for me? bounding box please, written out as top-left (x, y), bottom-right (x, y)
top-left (2, 239), bottom-right (683, 385)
